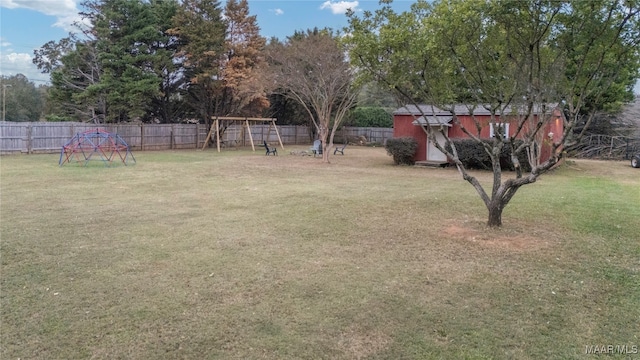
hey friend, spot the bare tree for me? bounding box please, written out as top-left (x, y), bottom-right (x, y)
top-left (267, 29), bottom-right (359, 162)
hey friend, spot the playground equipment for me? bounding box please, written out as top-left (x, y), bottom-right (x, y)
top-left (203, 117), bottom-right (284, 152)
top-left (59, 128), bottom-right (136, 166)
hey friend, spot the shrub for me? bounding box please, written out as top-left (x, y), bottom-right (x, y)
top-left (45, 114), bottom-right (74, 122)
top-left (446, 139), bottom-right (532, 172)
top-left (346, 107), bottom-right (393, 128)
top-left (385, 137), bottom-right (418, 165)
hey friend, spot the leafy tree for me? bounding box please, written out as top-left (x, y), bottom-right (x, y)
top-left (357, 81), bottom-right (398, 108)
top-left (35, 0), bottom-right (181, 123)
top-left (0, 75), bottom-right (44, 121)
top-left (91, 0), bottom-right (178, 122)
top-left (34, 36), bottom-right (105, 122)
top-left (267, 29), bottom-right (359, 162)
top-left (346, 107), bottom-right (393, 127)
top-left (346, 0), bottom-right (640, 227)
top-left (169, 0), bottom-right (227, 125)
top-left (144, 0), bottom-right (183, 123)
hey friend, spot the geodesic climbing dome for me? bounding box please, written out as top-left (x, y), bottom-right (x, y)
top-left (59, 128), bottom-right (136, 166)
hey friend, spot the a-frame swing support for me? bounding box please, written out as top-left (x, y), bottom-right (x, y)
top-left (202, 117), bottom-right (284, 152)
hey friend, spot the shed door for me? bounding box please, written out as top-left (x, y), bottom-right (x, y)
top-left (426, 131), bottom-right (447, 162)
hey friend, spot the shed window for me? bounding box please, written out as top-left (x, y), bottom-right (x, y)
top-left (489, 123), bottom-right (510, 139)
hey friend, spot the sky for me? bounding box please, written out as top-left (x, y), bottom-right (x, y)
top-left (0, 0), bottom-right (638, 94)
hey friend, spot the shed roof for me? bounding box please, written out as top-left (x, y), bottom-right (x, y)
top-left (412, 116), bottom-right (453, 127)
top-left (394, 104), bottom-right (558, 116)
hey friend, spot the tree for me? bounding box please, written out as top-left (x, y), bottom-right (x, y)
top-left (91, 0), bottom-right (178, 122)
top-left (346, 0), bottom-right (640, 227)
top-left (143, 0), bottom-right (184, 123)
top-left (266, 93), bottom-right (311, 126)
top-left (169, 0), bottom-right (227, 125)
top-left (34, 36), bottom-right (105, 122)
top-left (0, 75), bottom-right (44, 121)
top-left (35, 0), bottom-right (182, 123)
top-left (220, 0), bottom-right (270, 116)
top-left (268, 29), bottom-right (359, 162)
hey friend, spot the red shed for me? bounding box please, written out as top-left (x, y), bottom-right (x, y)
top-left (392, 104), bottom-right (564, 165)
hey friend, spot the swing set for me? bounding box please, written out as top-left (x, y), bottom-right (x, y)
top-left (202, 117), bottom-right (284, 152)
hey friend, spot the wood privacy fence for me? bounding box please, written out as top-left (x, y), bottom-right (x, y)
top-left (0, 122), bottom-right (393, 154)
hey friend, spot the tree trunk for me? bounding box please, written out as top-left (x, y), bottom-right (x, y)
top-left (487, 201), bottom-right (504, 228)
top-left (319, 125), bottom-right (330, 163)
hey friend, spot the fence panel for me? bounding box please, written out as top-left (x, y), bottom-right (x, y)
top-left (141, 124), bottom-right (170, 150)
top-left (0, 122), bottom-right (27, 153)
top-left (337, 127), bottom-right (393, 144)
top-left (173, 124), bottom-right (199, 149)
top-left (112, 125), bottom-right (142, 150)
top-left (30, 123), bottom-right (70, 152)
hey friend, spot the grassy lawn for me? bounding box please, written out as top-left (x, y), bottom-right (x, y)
top-left (1, 147), bottom-right (639, 359)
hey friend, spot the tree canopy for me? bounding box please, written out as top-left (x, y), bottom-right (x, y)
top-left (0, 75), bottom-right (44, 122)
top-left (33, 0), bottom-right (269, 125)
top-left (345, 0), bottom-right (640, 226)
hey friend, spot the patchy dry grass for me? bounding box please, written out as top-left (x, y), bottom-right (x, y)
top-left (1, 148), bottom-right (639, 359)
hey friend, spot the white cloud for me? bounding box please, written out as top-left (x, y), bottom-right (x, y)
top-left (5, 52), bottom-right (31, 64)
top-left (2, 0), bottom-right (81, 32)
top-left (0, 51), bottom-right (49, 83)
top-left (0, 40), bottom-right (48, 83)
top-left (269, 8), bottom-right (284, 16)
top-left (320, 1), bottom-right (359, 15)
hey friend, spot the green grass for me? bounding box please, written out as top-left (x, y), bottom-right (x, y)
top-left (1, 148), bottom-right (639, 359)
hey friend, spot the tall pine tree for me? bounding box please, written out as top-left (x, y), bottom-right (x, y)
top-left (91, 0), bottom-right (177, 122)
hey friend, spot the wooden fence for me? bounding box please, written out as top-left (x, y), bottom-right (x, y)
top-left (0, 122), bottom-right (393, 154)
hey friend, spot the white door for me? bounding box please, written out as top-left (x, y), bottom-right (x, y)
top-left (426, 131), bottom-right (447, 162)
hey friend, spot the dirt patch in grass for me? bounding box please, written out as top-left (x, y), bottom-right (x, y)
top-left (442, 220), bottom-right (556, 253)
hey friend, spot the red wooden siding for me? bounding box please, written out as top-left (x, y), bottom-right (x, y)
top-left (393, 107), bottom-right (564, 164)
top-left (393, 114), bottom-right (429, 161)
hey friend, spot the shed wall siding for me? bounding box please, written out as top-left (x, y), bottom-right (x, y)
top-left (393, 115), bottom-right (428, 161)
top-left (393, 111), bottom-right (565, 164)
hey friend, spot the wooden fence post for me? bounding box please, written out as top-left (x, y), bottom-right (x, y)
top-left (26, 123), bottom-right (32, 154)
top-left (170, 124), bottom-right (175, 149)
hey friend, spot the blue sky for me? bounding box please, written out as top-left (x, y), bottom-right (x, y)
top-left (0, 0), bottom-right (413, 85)
top-left (0, 0), bottom-right (638, 94)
